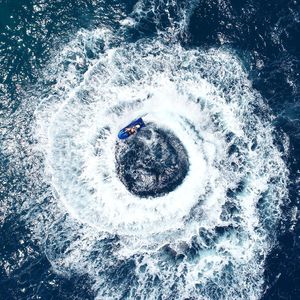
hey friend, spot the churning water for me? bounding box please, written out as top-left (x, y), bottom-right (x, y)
top-left (1, 0), bottom-right (299, 299)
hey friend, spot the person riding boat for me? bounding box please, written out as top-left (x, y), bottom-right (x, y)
top-left (118, 117), bottom-right (145, 140)
top-left (125, 124), bottom-right (141, 135)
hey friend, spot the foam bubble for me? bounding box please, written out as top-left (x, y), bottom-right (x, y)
top-left (29, 28), bottom-right (289, 299)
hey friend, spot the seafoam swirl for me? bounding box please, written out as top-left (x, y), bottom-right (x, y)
top-left (33, 29), bottom-right (289, 299)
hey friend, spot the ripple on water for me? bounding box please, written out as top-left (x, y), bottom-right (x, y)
top-left (22, 28), bottom-right (290, 300)
top-left (115, 123), bottom-right (189, 197)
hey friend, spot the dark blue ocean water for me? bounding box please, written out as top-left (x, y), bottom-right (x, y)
top-left (0, 0), bottom-right (299, 299)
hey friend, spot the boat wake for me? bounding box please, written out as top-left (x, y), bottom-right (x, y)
top-left (17, 25), bottom-right (289, 299)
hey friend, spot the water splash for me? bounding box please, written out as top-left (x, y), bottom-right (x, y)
top-left (22, 27), bottom-right (290, 299)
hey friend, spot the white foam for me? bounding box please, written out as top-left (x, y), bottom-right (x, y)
top-left (29, 29), bottom-right (289, 299)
